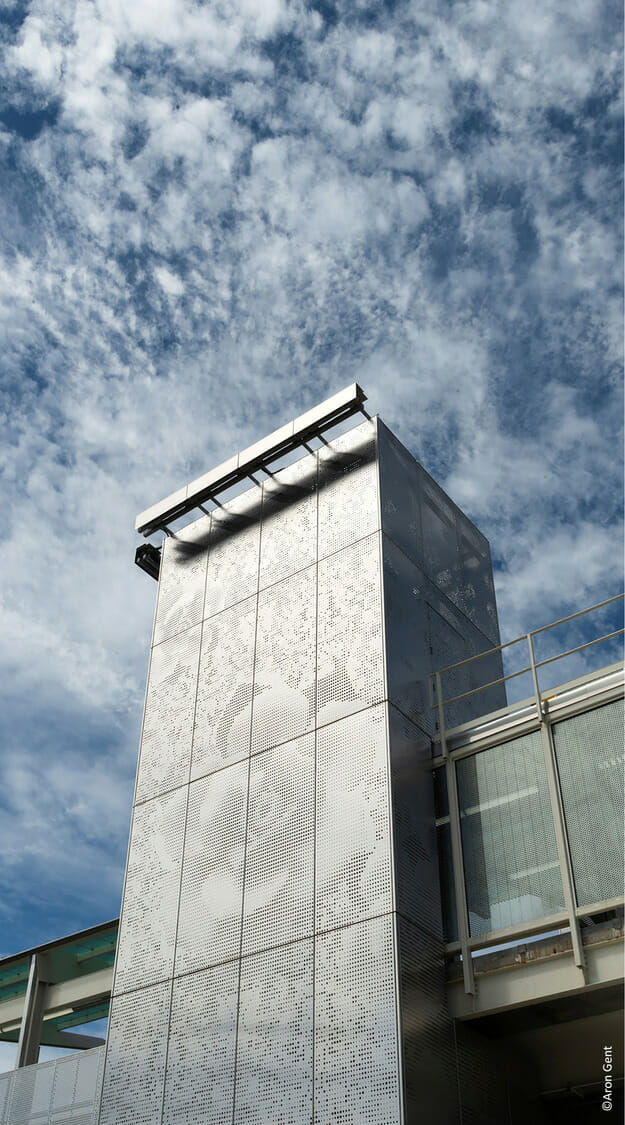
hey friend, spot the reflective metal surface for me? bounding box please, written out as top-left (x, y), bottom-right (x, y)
top-left (101, 414), bottom-right (508, 1122)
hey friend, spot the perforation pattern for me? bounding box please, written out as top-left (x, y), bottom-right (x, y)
top-left (251, 568), bottom-right (316, 754)
top-left (99, 984), bottom-right (169, 1125)
top-left (242, 735), bottom-right (314, 956)
top-left (314, 916), bottom-right (400, 1125)
top-left (234, 939), bottom-right (313, 1125)
top-left (315, 705), bottom-right (392, 932)
top-left (317, 421), bottom-right (379, 559)
top-left (316, 534), bottom-right (384, 726)
top-left (396, 916), bottom-right (458, 1121)
top-left (191, 597), bottom-right (256, 781)
top-left (114, 787), bottom-right (186, 993)
top-left (153, 516), bottom-right (210, 646)
top-left (388, 706), bottom-right (442, 935)
top-left (7, 1065), bottom-right (53, 1121)
top-left (259, 453), bottom-right (317, 591)
top-left (0, 1049), bottom-right (105, 1125)
top-left (136, 626), bottom-right (201, 803)
top-left (378, 419), bottom-right (424, 571)
top-left (204, 490), bottom-right (261, 619)
top-left (553, 700), bottom-right (625, 906)
top-left (382, 536), bottom-right (430, 728)
top-left (175, 760), bottom-right (247, 974)
top-left (162, 962), bottom-right (238, 1125)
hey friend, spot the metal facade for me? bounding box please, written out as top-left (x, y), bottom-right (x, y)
top-left (96, 417), bottom-right (502, 1124)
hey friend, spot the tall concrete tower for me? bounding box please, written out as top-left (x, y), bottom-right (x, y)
top-left (97, 387), bottom-right (502, 1124)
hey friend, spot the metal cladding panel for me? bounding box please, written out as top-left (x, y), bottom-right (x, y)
top-left (454, 1022), bottom-right (512, 1125)
top-left (314, 915), bottom-right (400, 1125)
top-left (234, 939), bottom-right (313, 1125)
top-left (98, 983), bottom-right (170, 1125)
top-left (388, 706), bottom-right (443, 938)
top-left (377, 419), bottom-right (424, 572)
top-left (316, 534), bottom-right (384, 727)
top-left (153, 516), bottom-right (210, 646)
top-left (191, 597), bottom-right (256, 782)
top-left (162, 962), bottom-right (238, 1125)
top-left (258, 453), bottom-right (318, 591)
top-left (381, 536), bottom-right (432, 728)
top-left (114, 787), bottom-right (186, 993)
top-left (315, 705), bottom-right (392, 933)
top-left (455, 514), bottom-right (499, 646)
top-left (553, 700), bottom-right (625, 906)
top-left (175, 760), bottom-right (248, 974)
top-left (203, 489), bottom-right (261, 620)
top-left (420, 475), bottom-right (463, 607)
top-left (378, 420), bottom-right (499, 647)
top-left (242, 735), bottom-right (314, 957)
top-left (251, 567), bottom-right (316, 755)
top-left (135, 626), bottom-right (201, 804)
top-left (317, 420), bottom-right (379, 560)
top-left (427, 598), bottom-right (504, 729)
top-left (396, 916), bottom-right (458, 1124)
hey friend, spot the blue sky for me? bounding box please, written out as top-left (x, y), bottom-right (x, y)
top-left (0, 0), bottom-right (622, 1001)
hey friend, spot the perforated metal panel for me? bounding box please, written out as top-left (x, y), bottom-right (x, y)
top-left (378, 419), bottom-right (424, 571)
top-left (99, 984), bottom-right (169, 1125)
top-left (242, 734), bottom-right (314, 956)
top-left (7, 1063), bottom-right (53, 1122)
top-left (316, 534), bottom-right (384, 727)
top-left (0, 1072), bottom-right (10, 1124)
top-left (258, 453), bottom-right (317, 591)
top-left (191, 597), bottom-right (256, 782)
top-left (457, 732), bottom-right (565, 936)
top-left (454, 1021), bottom-right (511, 1125)
top-left (153, 516), bottom-right (210, 646)
top-left (388, 706), bottom-right (442, 936)
top-left (162, 962), bottom-right (238, 1125)
top-left (204, 489), bottom-right (261, 620)
top-left (135, 625), bottom-right (201, 804)
top-left (381, 537), bottom-right (431, 728)
top-left (317, 420), bottom-right (379, 560)
top-left (175, 760), bottom-right (247, 974)
top-left (315, 705), bottom-right (392, 932)
top-left (251, 568), bottom-right (316, 754)
top-left (553, 700), bottom-right (625, 906)
top-left (234, 939), bottom-right (313, 1125)
top-left (314, 915), bottom-right (400, 1125)
top-left (420, 476), bottom-right (462, 602)
top-left (456, 514), bottom-right (499, 646)
top-left (396, 916), bottom-right (458, 1122)
top-left (114, 786), bottom-right (186, 993)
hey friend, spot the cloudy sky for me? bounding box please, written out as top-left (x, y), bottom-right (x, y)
top-left (0, 0), bottom-right (622, 1020)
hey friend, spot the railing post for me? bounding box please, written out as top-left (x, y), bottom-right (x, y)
top-left (437, 673), bottom-right (475, 997)
top-left (527, 632), bottom-right (586, 976)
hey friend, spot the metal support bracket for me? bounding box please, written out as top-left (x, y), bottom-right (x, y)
top-left (16, 954), bottom-right (48, 1068)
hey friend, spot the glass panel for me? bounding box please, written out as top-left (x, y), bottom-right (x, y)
top-left (553, 700), bottom-right (624, 906)
top-left (433, 769), bottom-right (457, 942)
top-left (456, 732), bottom-right (565, 936)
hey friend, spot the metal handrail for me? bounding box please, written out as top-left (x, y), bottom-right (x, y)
top-left (430, 592), bottom-right (624, 712)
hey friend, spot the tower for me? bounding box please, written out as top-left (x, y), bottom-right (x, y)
top-left (97, 387), bottom-right (502, 1124)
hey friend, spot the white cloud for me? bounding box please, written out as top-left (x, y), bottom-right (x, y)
top-left (0, 0), bottom-right (621, 961)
